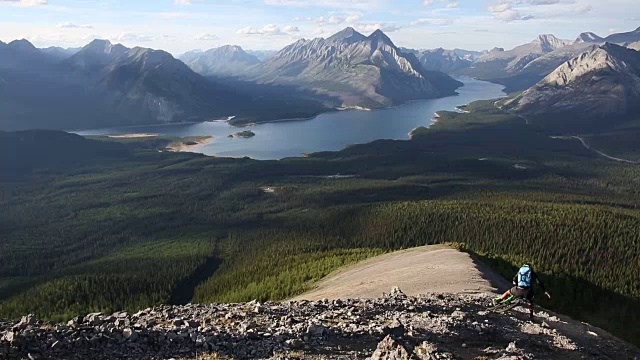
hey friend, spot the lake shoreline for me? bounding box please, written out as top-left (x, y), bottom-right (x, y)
top-left (74, 78), bottom-right (506, 160)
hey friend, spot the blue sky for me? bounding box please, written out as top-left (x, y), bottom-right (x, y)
top-left (0, 0), bottom-right (638, 55)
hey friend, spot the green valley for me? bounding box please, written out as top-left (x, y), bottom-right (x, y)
top-left (1, 101), bottom-right (639, 345)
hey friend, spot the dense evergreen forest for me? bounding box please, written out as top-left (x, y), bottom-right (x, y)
top-left (1, 101), bottom-right (639, 345)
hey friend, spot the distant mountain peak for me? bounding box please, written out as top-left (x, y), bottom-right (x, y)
top-left (86, 39), bottom-right (112, 47)
top-left (8, 39), bottom-right (37, 51)
top-left (83, 39), bottom-right (127, 56)
top-left (179, 44), bottom-right (260, 76)
top-left (575, 32), bottom-right (604, 44)
top-left (534, 34), bottom-right (571, 52)
top-left (327, 27), bottom-right (366, 43)
top-left (368, 29), bottom-right (393, 44)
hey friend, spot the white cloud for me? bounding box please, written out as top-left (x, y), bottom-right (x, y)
top-left (574, 5), bottom-right (593, 14)
top-left (356, 23), bottom-right (400, 33)
top-left (174, 0), bottom-right (192, 5)
top-left (195, 33), bottom-right (218, 41)
top-left (56, 22), bottom-right (93, 29)
top-left (237, 24), bottom-right (300, 36)
top-left (264, 0), bottom-right (378, 11)
top-left (423, 0), bottom-right (458, 7)
top-left (0, 0), bottom-right (47, 6)
top-left (488, 1), bottom-right (534, 22)
top-left (409, 18), bottom-right (455, 27)
top-left (113, 33), bottom-right (154, 43)
top-left (283, 25), bottom-right (300, 33)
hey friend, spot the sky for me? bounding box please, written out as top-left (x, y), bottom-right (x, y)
top-left (0, 0), bottom-right (638, 55)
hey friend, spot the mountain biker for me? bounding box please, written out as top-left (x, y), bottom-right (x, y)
top-left (493, 263), bottom-right (551, 319)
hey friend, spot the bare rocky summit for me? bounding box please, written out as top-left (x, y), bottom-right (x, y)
top-left (250, 27), bottom-right (462, 109)
top-left (1, 290), bottom-right (637, 359)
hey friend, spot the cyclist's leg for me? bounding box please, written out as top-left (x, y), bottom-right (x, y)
top-left (497, 288), bottom-right (514, 301)
top-left (526, 289), bottom-right (535, 318)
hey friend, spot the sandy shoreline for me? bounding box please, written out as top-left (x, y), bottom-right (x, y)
top-left (108, 133), bottom-right (158, 139)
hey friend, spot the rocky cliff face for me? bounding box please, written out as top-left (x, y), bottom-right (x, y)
top-left (475, 35), bottom-right (573, 73)
top-left (503, 43), bottom-right (640, 125)
top-left (251, 27), bottom-right (462, 109)
top-left (179, 45), bottom-right (261, 76)
top-left (1, 290), bottom-right (637, 359)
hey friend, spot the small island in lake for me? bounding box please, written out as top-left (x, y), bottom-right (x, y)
top-left (165, 136), bottom-right (214, 152)
top-left (228, 130), bottom-right (256, 139)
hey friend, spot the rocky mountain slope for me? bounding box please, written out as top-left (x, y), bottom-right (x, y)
top-left (180, 45), bottom-right (261, 76)
top-left (250, 27), bottom-right (462, 109)
top-left (65, 40), bottom-right (247, 125)
top-left (39, 46), bottom-right (81, 62)
top-left (455, 28), bottom-right (640, 92)
top-left (0, 39), bottom-right (56, 71)
top-left (503, 43), bottom-right (640, 132)
top-left (0, 39), bottom-right (277, 130)
top-left (400, 48), bottom-right (472, 73)
top-left (1, 290), bottom-right (637, 359)
top-left (604, 26), bottom-right (640, 45)
top-left (474, 35), bottom-right (572, 72)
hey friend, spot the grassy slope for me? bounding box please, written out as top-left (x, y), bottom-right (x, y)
top-left (1, 102), bottom-right (639, 344)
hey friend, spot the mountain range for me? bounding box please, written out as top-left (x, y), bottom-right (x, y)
top-left (3, 26), bottom-right (640, 132)
top-left (453, 27), bottom-right (640, 92)
top-left (0, 39), bottom-right (257, 130)
top-left (503, 43), bottom-right (640, 132)
top-left (0, 28), bottom-right (464, 130)
top-left (180, 28), bottom-right (463, 109)
top-left (247, 27), bottom-right (462, 109)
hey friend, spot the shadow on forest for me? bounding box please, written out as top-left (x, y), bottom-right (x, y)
top-left (169, 256), bottom-right (223, 305)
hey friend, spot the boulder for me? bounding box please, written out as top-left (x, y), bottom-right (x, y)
top-left (307, 324), bottom-right (328, 338)
top-left (122, 328), bottom-right (138, 342)
top-left (369, 335), bottom-right (414, 360)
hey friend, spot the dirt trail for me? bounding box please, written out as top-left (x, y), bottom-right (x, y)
top-left (293, 245), bottom-right (510, 301)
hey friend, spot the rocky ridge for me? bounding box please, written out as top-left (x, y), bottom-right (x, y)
top-left (503, 43), bottom-right (640, 123)
top-left (250, 27), bottom-right (462, 109)
top-left (1, 290), bottom-right (637, 360)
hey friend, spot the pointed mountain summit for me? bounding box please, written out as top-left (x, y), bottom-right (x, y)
top-left (368, 29), bottom-right (393, 43)
top-left (180, 45), bottom-right (260, 76)
top-left (7, 39), bottom-right (38, 52)
top-left (0, 38), bottom-right (56, 70)
top-left (575, 32), bottom-right (604, 44)
top-left (252, 28), bottom-right (461, 109)
top-left (327, 27), bottom-right (366, 43)
top-left (504, 43), bottom-right (640, 131)
top-left (66, 39), bottom-right (128, 72)
top-left (534, 34), bottom-right (572, 52)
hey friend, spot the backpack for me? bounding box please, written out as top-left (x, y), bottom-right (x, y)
top-left (517, 266), bottom-right (532, 287)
